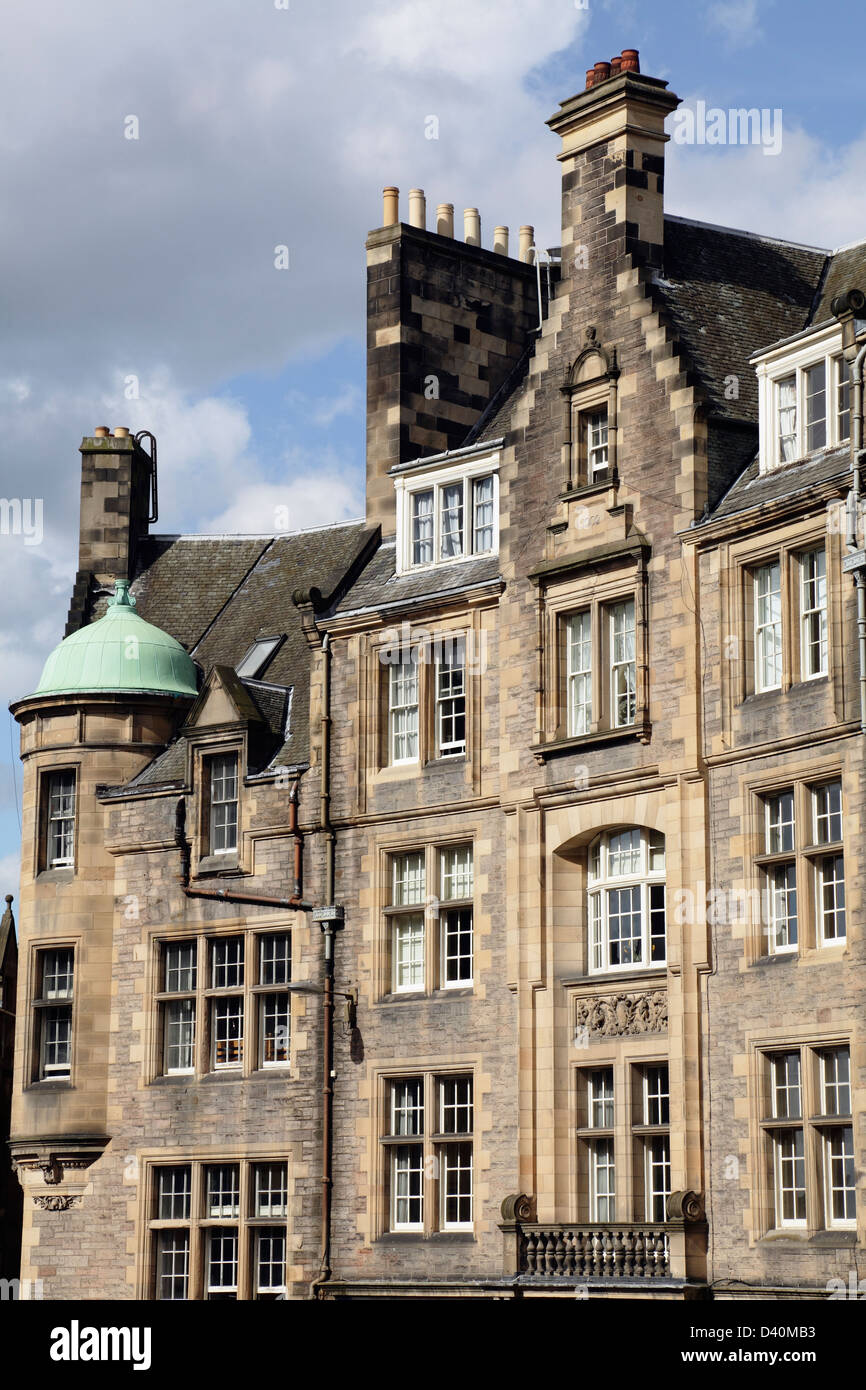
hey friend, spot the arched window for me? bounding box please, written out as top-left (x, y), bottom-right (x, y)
top-left (588, 828), bottom-right (666, 973)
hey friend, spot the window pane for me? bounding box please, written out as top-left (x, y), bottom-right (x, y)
top-left (441, 845), bottom-right (473, 900)
top-left (610, 600), bottom-right (636, 726)
top-left (206, 1229), bottom-right (238, 1298)
top-left (393, 851), bottom-right (425, 906)
top-left (411, 490), bottom-right (434, 566)
top-left (255, 1229), bottom-right (286, 1297)
top-left (392, 1145), bottom-right (423, 1227)
top-left (777, 375), bottom-right (797, 462)
top-left (42, 948), bottom-right (74, 1000)
top-left (589, 1068), bottom-right (614, 1128)
top-left (393, 916), bottom-right (424, 991)
top-left (441, 1141), bottom-right (473, 1227)
top-left (439, 482), bottom-right (464, 559)
top-left (837, 356), bottom-right (851, 442)
top-left (590, 1138), bottom-right (615, 1221)
top-left (210, 754), bottom-right (238, 854)
top-left (164, 941), bottom-right (196, 994)
top-left (644, 1064), bottom-right (670, 1126)
top-left (41, 1006), bottom-right (71, 1076)
top-left (775, 1129), bottom-right (806, 1224)
top-left (440, 1076), bottom-right (473, 1134)
top-left (211, 937), bottom-right (244, 989)
top-left (157, 1230), bottom-right (189, 1301)
top-left (157, 1166), bottom-right (191, 1220)
top-left (260, 993), bottom-right (290, 1066)
top-left (805, 361), bottom-right (826, 452)
top-left (813, 781), bottom-right (842, 845)
top-left (389, 657), bottom-right (419, 762)
top-left (772, 1053), bottom-right (801, 1119)
top-left (567, 611), bottom-right (592, 736)
top-left (259, 933), bottom-right (291, 985)
top-left (800, 549), bottom-right (827, 679)
top-left (436, 636), bottom-right (466, 757)
top-left (212, 998), bottom-right (244, 1068)
top-left (607, 885), bottom-right (642, 966)
top-left (472, 475), bottom-right (495, 553)
top-left (765, 790), bottom-right (795, 854)
top-left (47, 771), bottom-right (76, 866)
top-left (586, 408), bottom-right (609, 479)
top-left (442, 907), bottom-right (473, 985)
top-left (755, 563), bottom-right (782, 690)
top-left (254, 1163), bottom-right (288, 1217)
top-left (649, 883), bottom-right (666, 963)
top-left (164, 999), bottom-right (195, 1073)
top-left (821, 1048), bottom-right (851, 1117)
top-left (766, 862), bottom-right (798, 952)
top-left (206, 1165), bottom-right (240, 1218)
top-left (606, 828), bottom-right (640, 877)
top-left (645, 1134), bottom-right (671, 1222)
top-left (391, 1079), bottom-right (424, 1136)
top-left (825, 1127), bottom-right (856, 1224)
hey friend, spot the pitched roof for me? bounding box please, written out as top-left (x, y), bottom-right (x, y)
top-left (705, 443), bottom-right (850, 523)
top-left (654, 217), bottom-right (828, 423)
top-left (809, 237), bottom-right (866, 327)
top-left (332, 542), bottom-right (502, 619)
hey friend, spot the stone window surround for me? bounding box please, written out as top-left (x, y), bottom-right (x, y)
top-left (561, 329), bottom-right (620, 493)
top-left (137, 1150), bottom-right (294, 1301)
top-left (373, 617), bottom-right (477, 775)
top-left (24, 938), bottom-right (79, 1089)
top-left (35, 760), bottom-right (81, 877)
top-left (146, 920), bottom-right (297, 1084)
top-left (745, 1030), bottom-right (857, 1243)
top-left (722, 522), bottom-right (841, 709)
top-left (188, 733), bottom-right (247, 876)
top-left (373, 1063), bottom-right (479, 1242)
top-left (742, 764), bottom-right (849, 965)
top-left (378, 837), bottom-right (476, 1002)
top-left (536, 558), bottom-right (649, 748)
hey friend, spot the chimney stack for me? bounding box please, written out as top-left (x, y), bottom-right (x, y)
top-left (408, 188), bottom-right (426, 229)
top-left (67, 431), bottom-right (154, 632)
top-left (493, 226), bottom-right (509, 257)
top-left (436, 203), bottom-right (454, 237)
top-left (463, 208), bottom-right (481, 246)
top-left (549, 50), bottom-right (679, 265)
top-left (518, 225), bottom-right (534, 263)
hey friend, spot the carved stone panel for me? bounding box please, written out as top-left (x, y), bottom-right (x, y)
top-left (574, 989), bottom-right (667, 1040)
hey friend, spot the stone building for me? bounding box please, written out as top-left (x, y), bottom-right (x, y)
top-left (6, 50), bottom-right (864, 1300)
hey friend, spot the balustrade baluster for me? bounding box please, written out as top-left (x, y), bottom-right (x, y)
top-left (554, 1229), bottom-right (565, 1274)
top-left (612, 1229), bottom-right (624, 1276)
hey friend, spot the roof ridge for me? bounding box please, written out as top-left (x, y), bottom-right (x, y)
top-left (664, 213), bottom-right (829, 256)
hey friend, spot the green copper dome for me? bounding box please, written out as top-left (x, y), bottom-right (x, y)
top-left (34, 580), bottom-right (199, 699)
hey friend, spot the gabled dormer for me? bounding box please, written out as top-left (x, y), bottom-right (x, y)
top-left (752, 322), bottom-right (850, 475)
top-left (392, 442), bottom-right (500, 576)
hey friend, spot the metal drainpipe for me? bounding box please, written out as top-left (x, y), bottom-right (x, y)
top-left (847, 343), bottom-right (866, 733)
top-left (313, 632), bottom-right (337, 1293)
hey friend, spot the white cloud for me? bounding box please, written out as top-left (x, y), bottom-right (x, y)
top-left (706, 0), bottom-right (763, 48)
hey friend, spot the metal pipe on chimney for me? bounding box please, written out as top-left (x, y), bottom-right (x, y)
top-left (436, 203), bottom-right (454, 237)
top-left (382, 186), bottom-right (399, 226)
top-left (408, 188), bottom-right (426, 229)
top-left (493, 226), bottom-right (509, 257)
top-left (464, 208), bottom-right (481, 246)
top-left (519, 226), bottom-right (534, 263)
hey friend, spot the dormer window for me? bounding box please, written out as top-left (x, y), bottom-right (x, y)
top-left (586, 408), bottom-right (609, 481)
top-left (235, 636), bottom-right (283, 680)
top-left (756, 328), bottom-right (851, 472)
top-left (208, 753), bottom-right (238, 855)
top-left (395, 452), bottom-right (499, 574)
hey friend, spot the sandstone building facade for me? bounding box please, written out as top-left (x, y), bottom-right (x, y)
top-left (6, 50), bottom-right (865, 1300)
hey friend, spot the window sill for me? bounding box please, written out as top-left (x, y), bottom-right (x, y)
top-left (563, 966), bottom-right (667, 988)
top-left (741, 676), bottom-right (829, 706)
top-left (378, 987), bottom-right (474, 1005)
top-left (375, 1231), bottom-right (477, 1246)
top-left (24, 1079), bottom-right (74, 1092)
top-left (560, 477), bottom-right (617, 503)
top-left (195, 853), bottom-right (241, 876)
top-left (531, 722), bottom-right (650, 762)
top-left (35, 867), bottom-right (75, 885)
top-left (758, 1229), bottom-right (856, 1248)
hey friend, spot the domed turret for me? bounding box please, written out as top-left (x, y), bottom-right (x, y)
top-left (33, 580), bottom-right (199, 699)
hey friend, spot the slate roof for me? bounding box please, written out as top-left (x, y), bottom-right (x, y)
top-left (810, 237), bottom-right (866, 327)
top-left (654, 217), bottom-right (828, 423)
top-left (332, 543), bottom-right (502, 618)
top-left (708, 445), bottom-right (851, 523)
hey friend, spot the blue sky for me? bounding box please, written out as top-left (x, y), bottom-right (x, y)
top-left (1, 0), bottom-right (865, 889)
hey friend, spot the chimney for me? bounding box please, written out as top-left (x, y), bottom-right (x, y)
top-left (547, 49), bottom-right (679, 268)
top-left (67, 429), bottom-right (154, 633)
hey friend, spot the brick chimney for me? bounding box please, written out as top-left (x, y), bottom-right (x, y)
top-left (66, 427), bottom-right (154, 633)
top-left (548, 50), bottom-right (680, 274)
top-left (365, 187), bottom-right (543, 537)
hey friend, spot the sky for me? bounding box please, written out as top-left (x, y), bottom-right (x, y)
top-left (1, 0), bottom-right (866, 891)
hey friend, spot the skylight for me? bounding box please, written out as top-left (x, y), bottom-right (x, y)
top-left (235, 636), bottom-right (283, 680)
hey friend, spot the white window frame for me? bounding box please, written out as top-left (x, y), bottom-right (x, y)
top-left (395, 452), bottom-right (500, 575)
top-left (753, 561), bottom-right (782, 692)
top-left (209, 752), bottom-right (239, 855)
top-left (435, 636), bottom-right (466, 758)
top-left (440, 845), bottom-right (473, 989)
top-left (586, 406), bottom-right (610, 480)
top-left (587, 828), bottom-right (666, 974)
top-left (824, 1126), bottom-right (856, 1229)
top-left (755, 325), bottom-right (851, 474)
top-left (388, 655), bottom-right (419, 765)
top-left (45, 769), bottom-right (76, 868)
top-left (609, 599), bottom-right (636, 727)
top-left (566, 610), bottom-right (592, 736)
top-left (799, 548), bottom-right (828, 680)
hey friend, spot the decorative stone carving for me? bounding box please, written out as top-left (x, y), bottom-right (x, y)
top-left (575, 989), bottom-right (667, 1039)
top-left (667, 1190), bottom-right (705, 1223)
top-left (33, 1195), bottom-right (81, 1212)
top-left (41, 1159), bottom-right (62, 1185)
top-left (500, 1192), bottom-right (537, 1223)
